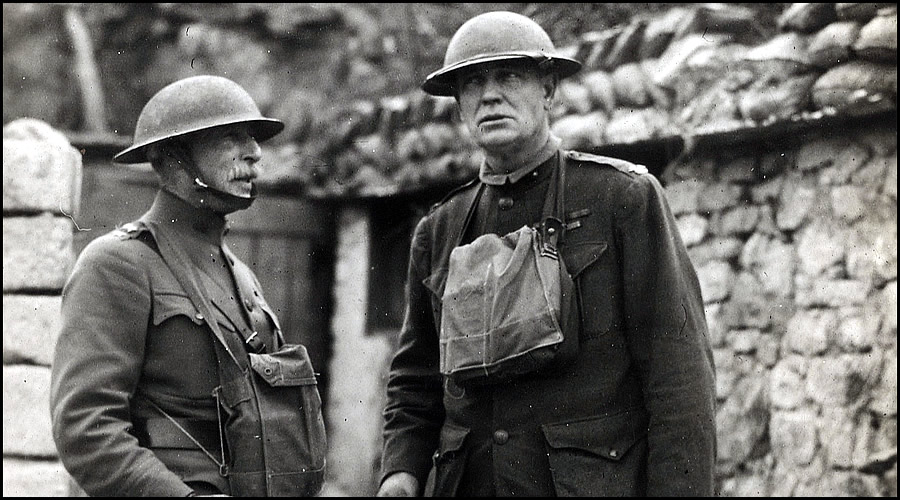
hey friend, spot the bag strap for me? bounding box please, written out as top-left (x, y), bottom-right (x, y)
top-left (452, 181), bottom-right (486, 249)
top-left (539, 150), bottom-right (567, 254)
top-left (540, 149), bottom-right (567, 220)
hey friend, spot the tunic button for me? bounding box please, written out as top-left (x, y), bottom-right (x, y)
top-left (498, 197), bottom-right (514, 210)
top-left (609, 449), bottom-right (619, 458)
top-left (194, 313), bottom-right (204, 321)
top-left (493, 429), bottom-right (509, 445)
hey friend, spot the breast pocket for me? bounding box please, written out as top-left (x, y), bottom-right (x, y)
top-left (562, 241), bottom-right (608, 280)
top-left (147, 290), bottom-right (219, 388)
top-left (541, 408), bottom-right (649, 497)
top-left (151, 291), bottom-right (205, 327)
top-left (561, 241), bottom-right (617, 337)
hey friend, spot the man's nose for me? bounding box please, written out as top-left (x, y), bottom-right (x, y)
top-left (242, 138), bottom-right (262, 164)
top-left (479, 79), bottom-right (503, 104)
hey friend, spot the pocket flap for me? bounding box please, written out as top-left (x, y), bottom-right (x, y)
top-left (541, 409), bottom-right (648, 461)
top-left (151, 291), bottom-right (204, 326)
top-left (439, 423), bottom-right (470, 454)
top-left (249, 344), bottom-right (318, 387)
top-left (561, 241), bottom-right (608, 278)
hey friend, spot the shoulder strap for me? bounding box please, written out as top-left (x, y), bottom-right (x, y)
top-left (566, 150), bottom-right (648, 175)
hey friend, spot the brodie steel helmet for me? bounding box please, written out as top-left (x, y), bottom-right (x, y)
top-left (422, 11), bottom-right (582, 96)
top-left (114, 75), bottom-right (284, 164)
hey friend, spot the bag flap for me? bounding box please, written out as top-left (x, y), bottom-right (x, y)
top-left (541, 408), bottom-right (649, 461)
top-left (249, 344), bottom-right (318, 387)
top-left (561, 241), bottom-right (608, 278)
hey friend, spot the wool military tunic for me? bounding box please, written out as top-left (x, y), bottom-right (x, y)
top-left (380, 149), bottom-right (717, 496)
top-left (50, 189), bottom-right (281, 496)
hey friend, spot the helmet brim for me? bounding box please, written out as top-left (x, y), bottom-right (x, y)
top-left (113, 117), bottom-right (284, 164)
top-left (422, 53), bottom-right (582, 96)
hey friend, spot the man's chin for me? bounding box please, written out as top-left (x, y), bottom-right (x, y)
top-left (475, 132), bottom-right (520, 151)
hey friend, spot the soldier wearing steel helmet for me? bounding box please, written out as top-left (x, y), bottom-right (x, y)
top-left (50, 75), bottom-right (326, 497)
top-left (378, 11), bottom-right (716, 497)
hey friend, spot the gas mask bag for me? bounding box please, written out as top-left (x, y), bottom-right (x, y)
top-left (439, 154), bottom-right (579, 386)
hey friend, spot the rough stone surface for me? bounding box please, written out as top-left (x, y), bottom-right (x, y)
top-left (805, 354), bottom-right (881, 407)
top-left (3, 118), bottom-right (82, 215)
top-left (665, 178), bottom-right (704, 215)
top-left (771, 409), bottom-right (819, 466)
top-left (2, 295), bottom-right (61, 366)
top-left (3, 365), bottom-right (56, 457)
top-left (2, 458), bottom-right (70, 497)
top-left (716, 376), bottom-right (769, 475)
top-left (784, 309), bottom-right (835, 355)
top-left (776, 177), bottom-right (818, 231)
top-left (2, 215), bottom-right (74, 292)
top-left (795, 219), bottom-right (846, 276)
top-left (675, 213), bottom-right (708, 247)
top-left (770, 356), bottom-right (808, 410)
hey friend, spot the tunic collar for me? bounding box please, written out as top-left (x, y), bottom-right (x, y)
top-left (144, 189), bottom-right (229, 247)
top-left (479, 135), bottom-right (561, 186)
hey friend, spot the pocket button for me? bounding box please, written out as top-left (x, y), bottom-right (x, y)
top-left (609, 449), bottom-right (618, 458)
top-left (493, 429), bottom-right (509, 445)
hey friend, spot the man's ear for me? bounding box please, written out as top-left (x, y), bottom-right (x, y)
top-left (147, 140), bottom-right (192, 180)
top-left (541, 74), bottom-right (558, 111)
top-left (542, 73), bottom-right (558, 101)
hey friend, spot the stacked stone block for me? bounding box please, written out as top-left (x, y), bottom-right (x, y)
top-left (3, 118), bottom-right (81, 497)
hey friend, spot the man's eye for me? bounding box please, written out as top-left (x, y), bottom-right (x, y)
top-left (462, 75), bottom-right (483, 88)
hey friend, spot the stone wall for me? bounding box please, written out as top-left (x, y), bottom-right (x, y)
top-left (3, 118), bottom-right (82, 496)
top-left (665, 120), bottom-right (897, 496)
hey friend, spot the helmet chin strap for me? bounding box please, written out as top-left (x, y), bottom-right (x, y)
top-left (193, 177), bottom-right (257, 212)
top-left (166, 140), bottom-right (256, 213)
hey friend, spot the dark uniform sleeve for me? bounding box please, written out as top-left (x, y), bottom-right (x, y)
top-left (617, 173), bottom-right (717, 496)
top-left (49, 236), bottom-right (194, 497)
top-left (379, 216), bottom-right (446, 487)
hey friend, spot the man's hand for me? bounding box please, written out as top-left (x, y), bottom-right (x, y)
top-left (376, 471), bottom-right (419, 497)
